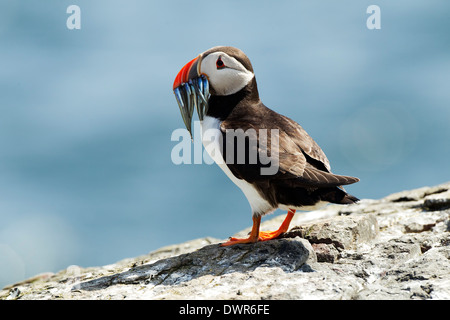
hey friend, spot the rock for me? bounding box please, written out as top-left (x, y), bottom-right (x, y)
top-left (402, 216), bottom-right (436, 233)
top-left (310, 243), bottom-right (339, 263)
top-left (286, 214), bottom-right (379, 250)
top-left (1, 182), bottom-right (449, 300)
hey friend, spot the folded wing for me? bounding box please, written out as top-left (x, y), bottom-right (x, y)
top-left (219, 103), bottom-right (359, 188)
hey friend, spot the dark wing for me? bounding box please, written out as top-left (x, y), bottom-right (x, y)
top-left (277, 113), bottom-right (331, 172)
top-left (220, 103), bottom-right (359, 188)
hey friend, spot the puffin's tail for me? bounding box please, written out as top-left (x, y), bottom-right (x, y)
top-left (340, 193), bottom-right (359, 204)
top-left (319, 187), bottom-right (359, 205)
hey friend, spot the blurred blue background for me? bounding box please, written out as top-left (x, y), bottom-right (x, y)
top-left (1, 0), bottom-right (449, 288)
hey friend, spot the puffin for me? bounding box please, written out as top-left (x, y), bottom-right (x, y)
top-left (172, 46), bottom-right (359, 246)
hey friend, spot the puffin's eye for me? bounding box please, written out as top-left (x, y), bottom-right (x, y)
top-left (216, 57), bottom-right (225, 69)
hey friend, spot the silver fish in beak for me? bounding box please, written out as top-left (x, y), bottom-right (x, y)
top-left (173, 55), bottom-right (210, 138)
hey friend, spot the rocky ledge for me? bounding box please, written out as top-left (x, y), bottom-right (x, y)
top-left (1, 183), bottom-right (449, 300)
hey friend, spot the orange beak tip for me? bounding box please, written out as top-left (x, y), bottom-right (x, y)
top-left (173, 56), bottom-right (199, 90)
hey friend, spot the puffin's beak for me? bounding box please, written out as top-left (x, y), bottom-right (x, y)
top-left (173, 55), bottom-right (210, 138)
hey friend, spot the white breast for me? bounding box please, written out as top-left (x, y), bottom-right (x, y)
top-left (201, 116), bottom-right (274, 216)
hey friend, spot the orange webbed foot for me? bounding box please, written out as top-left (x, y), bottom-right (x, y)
top-left (220, 209), bottom-right (296, 247)
top-left (257, 229), bottom-right (285, 241)
top-left (220, 236), bottom-right (258, 246)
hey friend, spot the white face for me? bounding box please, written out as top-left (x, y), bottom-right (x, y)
top-left (199, 51), bottom-right (254, 96)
